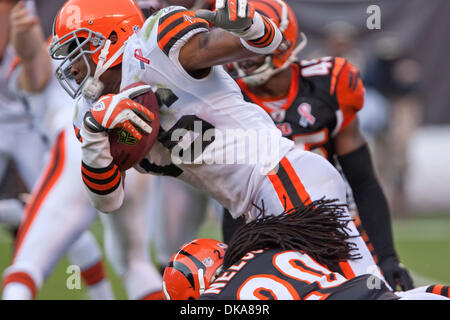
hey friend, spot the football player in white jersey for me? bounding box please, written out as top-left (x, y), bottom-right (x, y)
top-left (50, 0), bottom-right (386, 284)
top-left (1, 0), bottom-right (114, 300)
top-left (2, 1), bottom-right (162, 300)
top-left (0, 0), bottom-right (46, 201)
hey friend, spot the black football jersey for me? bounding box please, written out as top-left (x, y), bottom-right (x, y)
top-left (237, 57), bottom-right (364, 163)
top-left (198, 248), bottom-right (396, 300)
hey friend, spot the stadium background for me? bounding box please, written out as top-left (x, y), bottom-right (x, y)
top-left (0, 0), bottom-right (449, 299)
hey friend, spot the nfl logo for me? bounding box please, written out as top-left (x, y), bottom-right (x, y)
top-left (203, 257), bottom-right (214, 267)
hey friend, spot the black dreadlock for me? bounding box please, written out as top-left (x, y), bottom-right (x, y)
top-left (223, 198), bottom-right (361, 273)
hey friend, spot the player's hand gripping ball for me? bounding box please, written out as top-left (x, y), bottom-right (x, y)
top-left (86, 82), bottom-right (160, 171)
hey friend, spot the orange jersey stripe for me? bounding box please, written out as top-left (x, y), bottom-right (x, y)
top-left (279, 157), bottom-right (312, 205)
top-left (158, 19), bottom-right (206, 52)
top-left (268, 170), bottom-right (294, 211)
top-left (81, 261), bottom-right (106, 286)
top-left (158, 10), bottom-right (208, 54)
top-left (81, 164), bottom-right (117, 180)
top-left (338, 261), bottom-right (356, 279)
top-left (330, 57), bottom-right (346, 96)
top-left (158, 10), bottom-right (191, 35)
top-left (432, 284), bottom-right (444, 295)
top-left (2, 271), bottom-right (37, 299)
top-left (82, 170), bottom-right (121, 192)
top-left (14, 131), bottom-right (66, 259)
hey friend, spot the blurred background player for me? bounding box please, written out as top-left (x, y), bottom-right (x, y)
top-left (0, 0), bottom-right (47, 222)
top-left (2, 0), bottom-right (163, 300)
top-left (162, 201), bottom-right (450, 300)
top-left (1, 0), bottom-right (113, 300)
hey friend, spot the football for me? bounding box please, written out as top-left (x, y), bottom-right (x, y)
top-left (108, 82), bottom-right (160, 171)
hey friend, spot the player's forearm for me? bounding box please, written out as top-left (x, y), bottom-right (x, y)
top-left (180, 10), bottom-right (283, 72)
top-left (338, 144), bottom-right (397, 262)
top-left (18, 42), bottom-right (52, 93)
top-left (180, 29), bottom-right (254, 71)
top-left (80, 124), bottom-right (124, 213)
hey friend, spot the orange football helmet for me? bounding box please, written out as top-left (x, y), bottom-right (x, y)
top-left (49, 0), bottom-right (145, 99)
top-left (162, 238), bottom-right (228, 300)
top-left (230, 0), bottom-right (307, 86)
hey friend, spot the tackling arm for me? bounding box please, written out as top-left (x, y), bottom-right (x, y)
top-left (335, 118), bottom-right (397, 262)
top-left (335, 118), bottom-right (413, 290)
top-left (179, 0), bottom-right (283, 74)
top-left (331, 58), bottom-right (413, 290)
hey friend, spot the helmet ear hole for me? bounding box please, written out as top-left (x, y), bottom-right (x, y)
top-left (108, 31), bottom-right (118, 45)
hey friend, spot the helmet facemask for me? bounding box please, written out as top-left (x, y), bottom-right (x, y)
top-left (50, 29), bottom-right (106, 99)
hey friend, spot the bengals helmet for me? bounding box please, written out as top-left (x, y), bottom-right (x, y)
top-left (49, 0), bottom-right (145, 99)
top-left (230, 0), bottom-right (307, 86)
top-left (162, 238), bottom-right (228, 300)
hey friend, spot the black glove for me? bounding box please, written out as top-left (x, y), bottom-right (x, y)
top-left (379, 256), bottom-right (414, 291)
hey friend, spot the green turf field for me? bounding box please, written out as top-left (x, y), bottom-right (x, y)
top-left (0, 214), bottom-right (449, 299)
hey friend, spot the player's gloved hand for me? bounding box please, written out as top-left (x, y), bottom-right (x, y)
top-left (195, 0), bottom-right (255, 34)
top-left (196, 0), bottom-right (282, 54)
top-left (379, 256), bottom-right (414, 291)
top-left (83, 84), bottom-right (154, 141)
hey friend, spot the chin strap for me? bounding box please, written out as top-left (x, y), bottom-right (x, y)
top-left (198, 268), bottom-right (206, 295)
top-left (82, 40), bottom-right (127, 101)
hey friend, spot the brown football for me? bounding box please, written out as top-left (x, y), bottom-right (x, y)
top-left (108, 82), bottom-right (160, 171)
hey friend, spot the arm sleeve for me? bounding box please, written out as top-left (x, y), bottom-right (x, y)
top-left (337, 143), bottom-right (397, 263)
top-left (331, 58), bottom-right (365, 133)
top-left (157, 7), bottom-right (209, 59)
top-left (80, 124), bottom-right (124, 213)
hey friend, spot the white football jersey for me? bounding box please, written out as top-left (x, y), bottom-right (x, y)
top-left (76, 6), bottom-right (294, 217)
top-left (0, 46), bottom-right (33, 126)
top-left (10, 59), bottom-right (75, 144)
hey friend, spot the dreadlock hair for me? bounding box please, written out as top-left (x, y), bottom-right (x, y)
top-left (223, 198), bottom-right (361, 272)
